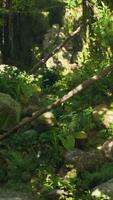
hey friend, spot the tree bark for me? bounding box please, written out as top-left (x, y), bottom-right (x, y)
top-left (0, 65), bottom-right (113, 140)
top-left (82, 0), bottom-right (87, 38)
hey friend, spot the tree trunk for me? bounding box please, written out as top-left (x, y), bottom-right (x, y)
top-left (82, 0), bottom-right (87, 38)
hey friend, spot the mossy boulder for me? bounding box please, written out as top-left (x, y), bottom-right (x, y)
top-left (65, 148), bottom-right (105, 171)
top-left (93, 104), bottom-right (113, 128)
top-left (43, 24), bottom-right (78, 75)
top-left (92, 179), bottom-right (113, 199)
top-left (0, 93), bottom-right (21, 130)
top-left (31, 111), bottom-right (56, 132)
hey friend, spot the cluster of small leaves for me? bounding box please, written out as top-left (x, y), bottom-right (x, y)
top-left (64, 0), bottom-right (82, 8)
top-left (12, 0), bottom-right (36, 11)
top-left (55, 107), bottom-right (94, 151)
top-left (7, 150), bottom-right (36, 182)
top-left (31, 164), bottom-right (77, 200)
top-left (91, 2), bottom-right (113, 62)
top-left (0, 66), bottom-right (41, 103)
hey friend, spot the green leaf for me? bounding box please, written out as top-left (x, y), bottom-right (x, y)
top-left (74, 131), bottom-right (88, 139)
top-left (59, 134), bottom-right (75, 150)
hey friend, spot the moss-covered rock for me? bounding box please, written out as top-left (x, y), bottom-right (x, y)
top-left (93, 104), bottom-right (113, 128)
top-left (65, 148), bottom-right (105, 171)
top-left (43, 24), bottom-right (78, 75)
top-left (0, 93), bottom-right (21, 130)
top-left (92, 179), bottom-right (113, 200)
top-left (31, 111), bottom-right (56, 132)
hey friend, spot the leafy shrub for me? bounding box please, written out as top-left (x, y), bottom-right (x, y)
top-left (7, 129), bottom-right (38, 151)
top-left (0, 66), bottom-right (41, 104)
top-left (7, 150), bottom-right (37, 182)
top-left (31, 165), bottom-right (77, 200)
top-left (93, 2), bottom-right (113, 49)
top-left (80, 162), bottom-right (113, 188)
top-left (57, 107), bottom-right (94, 150)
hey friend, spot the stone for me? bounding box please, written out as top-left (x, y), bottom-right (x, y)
top-left (47, 189), bottom-right (68, 200)
top-left (65, 148), bottom-right (105, 171)
top-left (0, 192), bottom-right (32, 200)
top-left (93, 104), bottom-right (113, 128)
top-left (43, 24), bottom-right (78, 75)
top-left (102, 138), bottom-right (113, 160)
top-left (92, 179), bottom-right (113, 199)
top-left (0, 93), bottom-right (21, 130)
top-left (31, 111), bottom-right (56, 132)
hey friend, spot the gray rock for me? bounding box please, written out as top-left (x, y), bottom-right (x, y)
top-left (65, 148), bottom-right (105, 171)
top-left (47, 189), bottom-right (68, 200)
top-left (43, 24), bottom-right (77, 75)
top-left (93, 104), bottom-right (113, 128)
top-left (0, 93), bottom-right (21, 130)
top-left (0, 192), bottom-right (32, 200)
top-left (102, 138), bottom-right (113, 160)
top-left (92, 179), bottom-right (113, 199)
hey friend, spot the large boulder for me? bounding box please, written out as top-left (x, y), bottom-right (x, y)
top-left (64, 148), bottom-right (105, 171)
top-left (92, 179), bottom-right (113, 199)
top-left (93, 104), bottom-right (113, 128)
top-left (0, 93), bottom-right (21, 130)
top-left (43, 24), bottom-right (78, 75)
top-left (0, 192), bottom-right (32, 200)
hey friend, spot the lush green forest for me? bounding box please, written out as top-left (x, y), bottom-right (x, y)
top-left (1, 0), bottom-right (113, 199)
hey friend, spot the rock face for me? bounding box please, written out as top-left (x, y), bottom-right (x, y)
top-left (43, 24), bottom-right (78, 75)
top-left (93, 104), bottom-right (113, 128)
top-left (65, 148), bottom-right (105, 171)
top-left (0, 93), bottom-right (21, 130)
top-left (0, 192), bottom-right (32, 200)
top-left (92, 179), bottom-right (113, 199)
top-left (102, 138), bottom-right (113, 160)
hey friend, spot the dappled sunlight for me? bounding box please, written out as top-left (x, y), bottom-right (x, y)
top-left (1, 0), bottom-right (113, 200)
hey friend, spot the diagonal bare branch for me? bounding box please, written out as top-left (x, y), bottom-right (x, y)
top-left (29, 26), bottom-right (81, 74)
top-left (0, 65), bottom-right (113, 141)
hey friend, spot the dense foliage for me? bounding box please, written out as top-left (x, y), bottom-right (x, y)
top-left (0, 0), bottom-right (113, 200)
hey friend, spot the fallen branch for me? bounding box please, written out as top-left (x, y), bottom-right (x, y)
top-left (0, 65), bottom-right (113, 140)
top-left (29, 26), bottom-right (81, 74)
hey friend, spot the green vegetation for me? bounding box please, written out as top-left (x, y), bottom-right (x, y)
top-left (1, 0), bottom-right (113, 200)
